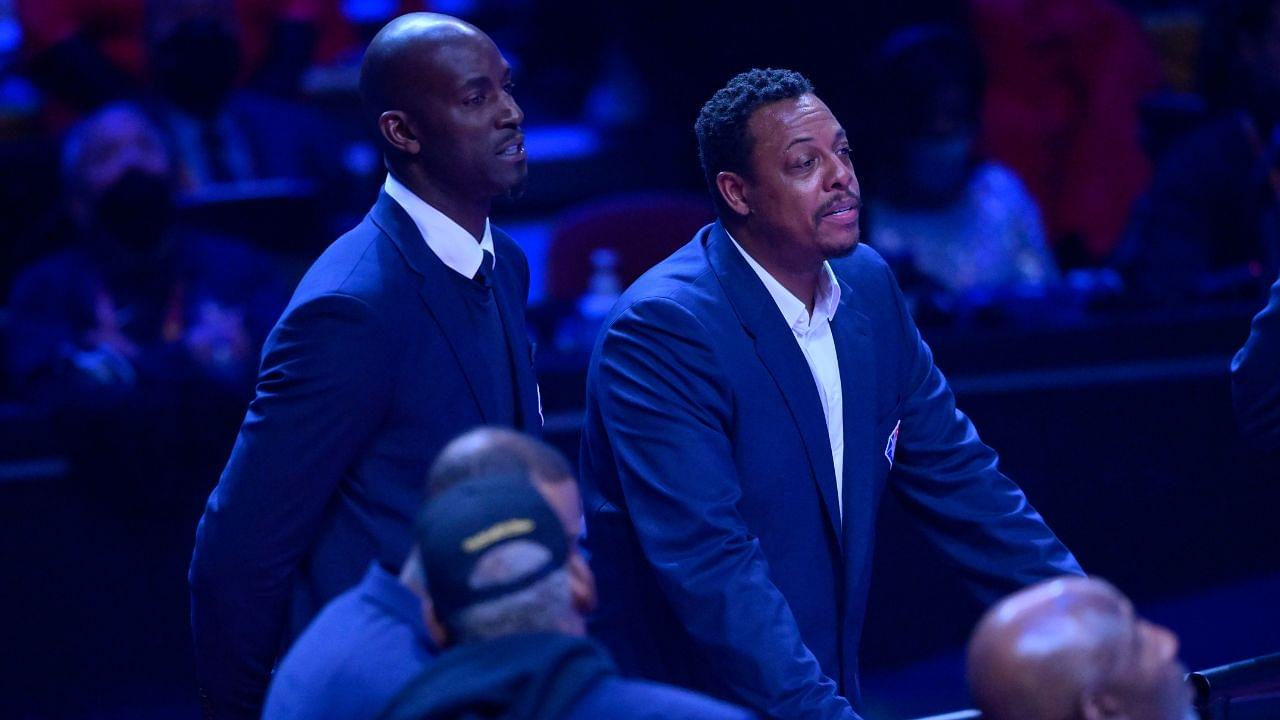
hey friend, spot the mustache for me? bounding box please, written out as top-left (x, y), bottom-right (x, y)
top-left (494, 129), bottom-right (524, 152)
top-left (816, 193), bottom-right (862, 220)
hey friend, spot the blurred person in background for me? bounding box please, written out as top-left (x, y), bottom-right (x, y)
top-left (968, 576), bottom-right (1193, 720)
top-left (142, 0), bottom-right (344, 195)
top-left (864, 25), bottom-right (1059, 312)
top-left (5, 101), bottom-right (285, 410)
top-left (972, 0), bottom-right (1161, 266)
top-left (15, 0), bottom-right (341, 128)
top-left (1122, 0), bottom-right (1280, 303)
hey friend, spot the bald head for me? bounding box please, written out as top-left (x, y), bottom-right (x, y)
top-left (427, 428), bottom-right (572, 496)
top-left (968, 577), bottom-right (1189, 720)
top-left (360, 13), bottom-right (486, 123)
top-left (357, 13), bottom-right (526, 226)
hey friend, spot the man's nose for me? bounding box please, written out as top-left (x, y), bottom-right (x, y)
top-left (826, 153), bottom-right (854, 191)
top-left (498, 92), bottom-right (524, 128)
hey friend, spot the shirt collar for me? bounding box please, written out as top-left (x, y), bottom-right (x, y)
top-left (384, 174), bottom-right (494, 279)
top-left (726, 229), bottom-right (841, 333)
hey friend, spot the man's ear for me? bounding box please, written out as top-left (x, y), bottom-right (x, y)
top-left (715, 171), bottom-right (752, 218)
top-left (568, 554), bottom-right (596, 615)
top-left (1081, 689), bottom-right (1124, 720)
top-left (421, 597), bottom-right (448, 650)
top-left (379, 110), bottom-right (421, 156)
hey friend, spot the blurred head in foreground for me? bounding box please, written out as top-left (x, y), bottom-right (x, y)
top-left (968, 576), bottom-right (1191, 720)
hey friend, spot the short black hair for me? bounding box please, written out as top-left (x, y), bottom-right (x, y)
top-left (695, 68), bottom-right (814, 215)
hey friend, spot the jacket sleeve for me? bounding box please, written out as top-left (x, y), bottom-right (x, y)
top-left (1232, 274), bottom-right (1280, 454)
top-left (593, 296), bottom-right (859, 720)
top-left (189, 291), bottom-right (398, 718)
top-left (880, 261), bottom-right (1084, 601)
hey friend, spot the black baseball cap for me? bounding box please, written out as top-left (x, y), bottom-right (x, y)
top-left (415, 474), bottom-right (568, 626)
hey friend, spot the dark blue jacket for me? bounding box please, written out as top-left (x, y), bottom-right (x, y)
top-left (190, 191), bottom-right (542, 718)
top-left (1233, 272), bottom-right (1280, 453)
top-left (380, 631), bottom-right (754, 720)
top-left (568, 677), bottom-right (755, 720)
top-left (263, 563), bottom-right (433, 720)
top-left (580, 222), bottom-right (1082, 720)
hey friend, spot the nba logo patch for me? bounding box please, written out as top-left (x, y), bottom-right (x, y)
top-left (884, 420), bottom-right (900, 468)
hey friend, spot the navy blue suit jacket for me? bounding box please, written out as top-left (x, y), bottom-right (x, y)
top-left (262, 563), bottom-right (434, 720)
top-left (190, 191), bottom-right (542, 718)
top-left (567, 677), bottom-right (756, 720)
top-left (1233, 273), bottom-right (1280, 453)
top-left (580, 222), bottom-right (1082, 720)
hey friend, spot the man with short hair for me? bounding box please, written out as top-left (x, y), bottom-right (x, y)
top-left (190, 13), bottom-right (542, 718)
top-left (967, 577), bottom-right (1192, 720)
top-left (580, 68), bottom-right (1082, 720)
top-left (381, 475), bottom-right (753, 720)
top-left (261, 429), bottom-right (573, 720)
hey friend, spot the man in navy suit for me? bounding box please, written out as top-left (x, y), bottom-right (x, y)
top-left (189, 13), bottom-right (540, 718)
top-left (579, 68), bottom-right (1083, 720)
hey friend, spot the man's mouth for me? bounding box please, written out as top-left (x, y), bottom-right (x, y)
top-left (496, 135), bottom-right (526, 159)
top-left (821, 197), bottom-right (860, 219)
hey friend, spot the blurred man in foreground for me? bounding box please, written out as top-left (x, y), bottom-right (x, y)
top-left (968, 576), bottom-right (1192, 720)
top-left (262, 428), bottom-right (579, 720)
top-left (380, 474), bottom-right (753, 720)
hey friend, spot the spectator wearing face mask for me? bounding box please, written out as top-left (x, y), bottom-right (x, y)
top-left (5, 101), bottom-right (286, 409)
top-left (864, 26), bottom-right (1060, 309)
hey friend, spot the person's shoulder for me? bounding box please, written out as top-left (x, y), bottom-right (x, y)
top-left (1155, 112), bottom-right (1255, 184)
top-left (576, 677), bottom-right (755, 720)
top-left (292, 213), bottom-right (406, 304)
top-left (491, 224), bottom-right (530, 277)
top-left (268, 574), bottom-right (429, 716)
top-left (11, 247), bottom-right (89, 282)
top-left (610, 233), bottom-right (719, 319)
top-left (8, 248), bottom-right (94, 303)
top-left (490, 224), bottom-right (524, 258)
top-left (972, 161), bottom-right (1027, 195)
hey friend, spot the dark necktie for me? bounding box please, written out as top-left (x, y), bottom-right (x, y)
top-left (473, 249), bottom-right (495, 288)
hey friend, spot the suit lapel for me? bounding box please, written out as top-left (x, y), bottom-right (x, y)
top-left (370, 190), bottom-right (490, 421)
top-left (829, 277), bottom-right (877, 553)
top-left (491, 254), bottom-right (541, 432)
top-left (703, 222), bottom-right (842, 547)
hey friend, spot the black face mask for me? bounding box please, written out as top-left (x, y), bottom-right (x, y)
top-left (93, 169), bottom-right (175, 254)
top-left (153, 20), bottom-right (242, 118)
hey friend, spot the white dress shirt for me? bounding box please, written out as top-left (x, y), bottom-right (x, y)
top-left (384, 174), bottom-right (494, 278)
top-left (728, 233), bottom-right (845, 518)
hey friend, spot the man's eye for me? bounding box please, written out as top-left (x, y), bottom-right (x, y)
top-left (503, 81), bottom-right (516, 93)
top-left (465, 94), bottom-right (486, 106)
top-left (837, 146), bottom-right (852, 156)
top-left (796, 157), bottom-right (815, 169)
